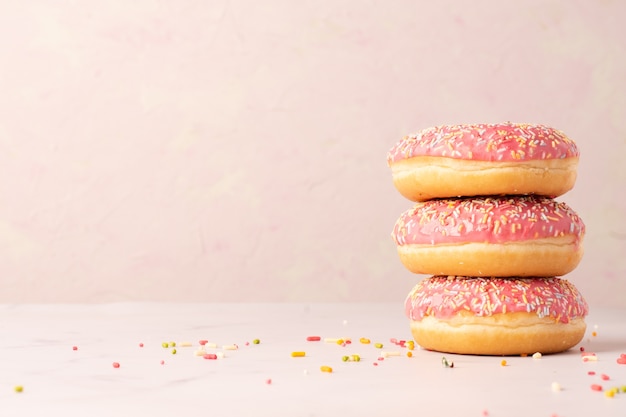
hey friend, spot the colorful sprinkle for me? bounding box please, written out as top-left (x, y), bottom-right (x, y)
top-left (291, 351), bottom-right (306, 357)
top-left (374, 343), bottom-right (383, 349)
top-left (591, 384), bottom-right (603, 392)
top-left (306, 336), bottom-right (321, 342)
top-left (551, 382), bottom-right (561, 392)
top-left (252, 339), bottom-right (260, 345)
top-left (112, 362), bottom-right (120, 368)
top-left (320, 366), bottom-right (333, 373)
top-left (442, 357), bottom-right (454, 368)
top-left (14, 386), bottom-right (23, 393)
top-left (501, 360), bottom-right (507, 367)
top-left (72, 346), bottom-right (78, 351)
top-left (359, 338), bottom-right (371, 344)
top-left (532, 352), bottom-right (542, 359)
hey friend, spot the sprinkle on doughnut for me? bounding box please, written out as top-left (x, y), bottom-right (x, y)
top-left (392, 196), bottom-right (585, 246)
top-left (387, 123), bottom-right (579, 164)
top-left (405, 276), bottom-right (588, 323)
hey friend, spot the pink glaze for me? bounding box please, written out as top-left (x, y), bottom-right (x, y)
top-left (405, 276), bottom-right (588, 323)
top-left (392, 196), bottom-right (585, 246)
top-left (387, 123), bottom-right (579, 163)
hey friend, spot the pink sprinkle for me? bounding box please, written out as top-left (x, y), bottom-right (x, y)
top-left (72, 346), bottom-right (78, 351)
top-left (588, 371), bottom-right (596, 376)
top-left (390, 338), bottom-right (398, 344)
top-left (112, 362), bottom-right (120, 369)
top-left (245, 342), bottom-right (250, 346)
top-left (399, 340), bottom-right (406, 347)
top-left (601, 374), bottom-right (610, 381)
top-left (591, 384), bottom-right (603, 392)
top-left (160, 360), bottom-right (165, 365)
top-left (617, 357), bottom-right (626, 365)
top-left (203, 354), bottom-right (217, 360)
top-left (373, 362), bottom-right (378, 366)
top-left (265, 379), bottom-right (272, 385)
top-left (482, 410), bottom-right (489, 417)
top-left (306, 336), bottom-right (321, 341)
top-left (345, 340), bottom-right (352, 345)
top-left (377, 357), bottom-right (384, 361)
top-left (199, 340), bottom-right (208, 346)
top-left (139, 343), bottom-right (144, 348)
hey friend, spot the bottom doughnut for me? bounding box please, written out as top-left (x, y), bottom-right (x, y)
top-left (405, 276), bottom-right (588, 355)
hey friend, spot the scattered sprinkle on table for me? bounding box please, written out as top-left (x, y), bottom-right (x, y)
top-left (14, 385), bottom-right (23, 393)
top-left (320, 366), bottom-right (333, 373)
top-left (253, 339), bottom-right (260, 344)
top-left (291, 351), bottom-right (306, 357)
top-left (306, 336), bottom-right (321, 341)
top-left (500, 360), bottom-right (507, 367)
top-left (551, 382), bottom-right (561, 392)
top-left (112, 362), bottom-right (120, 368)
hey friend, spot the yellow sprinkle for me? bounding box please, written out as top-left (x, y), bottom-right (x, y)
top-left (14, 386), bottom-right (23, 393)
top-left (324, 338), bottom-right (340, 343)
top-left (320, 366), bottom-right (333, 373)
top-left (501, 360), bottom-right (507, 366)
top-left (407, 351), bottom-right (413, 358)
top-left (161, 342), bottom-right (169, 348)
top-left (374, 343), bottom-right (383, 349)
top-left (407, 341), bottom-right (415, 351)
top-left (621, 386), bottom-right (626, 393)
top-left (605, 389), bottom-right (616, 398)
top-left (171, 348), bottom-right (177, 354)
top-left (336, 339), bottom-right (344, 345)
top-left (351, 354), bottom-right (360, 362)
top-left (252, 339), bottom-right (260, 345)
top-left (170, 342), bottom-right (176, 347)
top-left (222, 344), bottom-right (238, 350)
top-left (291, 351), bottom-right (306, 357)
top-left (359, 338), bottom-right (371, 344)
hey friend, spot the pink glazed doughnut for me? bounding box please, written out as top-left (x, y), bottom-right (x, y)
top-left (392, 196), bottom-right (585, 277)
top-left (387, 123), bottom-right (579, 201)
top-left (405, 276), bottom-right (588, 355)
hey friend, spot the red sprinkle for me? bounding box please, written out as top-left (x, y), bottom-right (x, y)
top-left (377, 357), bottom-right (384, 361)
top-left (265, 379), bottom-right (272, 385)
top-left (601, 374), bottom-right (610, 381)
top-left (306, 336), bottom-right (321, 341)
top-left (112, 362), bottom-right (120, 368)
top-left (579, 346), bottom-right (585, 352)
top-left (203, 354), bottom-right (218, 360)
top-left (588, 371), bottom-right (596, 376)
top-left (199, 340), bottom-right (208, 346)
top-left (72, 346), bottom-right (78, 351)
top-left (373, 362), bottom-right (378, 366)
top-left (139, 343), bottom-right (144, 348)
top-left (617, 356), bottom-right (626, 365)
top-left (345, 340), bottom-right (352, 345)
top-left (591, 384), bottom-right (603, 392)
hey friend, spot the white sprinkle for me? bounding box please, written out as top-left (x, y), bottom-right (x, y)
top-left (342, 319), bottom-right (348, 326)
top-left (193, 349), bottom-right (206, 357)
top-left (551, 382), bottom-right (562, 392)
top-left (216, 351), bottom-right (225, 359)
top-left (532, 352), bottom-right (542, 359)
top-left (222, 344), bottom-right (238, 350)
top-left (381, 351), bottom-right (401, 358)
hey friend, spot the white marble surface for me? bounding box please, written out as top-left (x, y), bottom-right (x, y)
top-left (1, 303), bottom-right (625, 417)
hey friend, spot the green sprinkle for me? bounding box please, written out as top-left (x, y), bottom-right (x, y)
top-left (342, 356), bottom-right (349, 362)
top-left (171, 349), bottom-right (177, 355)
top-left (253, 339), bottom-right (260, 345)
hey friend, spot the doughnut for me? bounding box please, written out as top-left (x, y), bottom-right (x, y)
top-left (405, 276), bottom-right (588, 355)
top-left (387, 123), bottom-right (579, 201)
top-left (392, 195), bottom-right (585, 277)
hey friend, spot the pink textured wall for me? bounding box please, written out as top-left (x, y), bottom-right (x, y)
top-left (0, 1), bottom-right (624, 305)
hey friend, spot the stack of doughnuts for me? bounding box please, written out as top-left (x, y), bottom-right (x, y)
top-left (387, 123), bottom-right (588, 355)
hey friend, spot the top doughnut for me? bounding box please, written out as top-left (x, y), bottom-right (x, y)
top-left (387, 123), bottom-right (579, 202)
